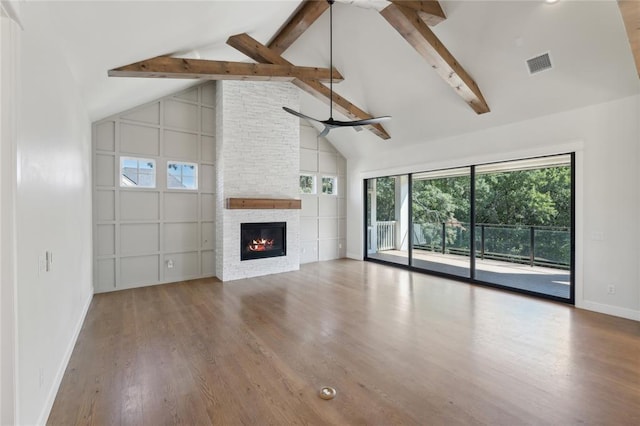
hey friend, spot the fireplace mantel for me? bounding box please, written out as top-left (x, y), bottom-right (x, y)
top-left (226, 198), bottom-right (302, 210)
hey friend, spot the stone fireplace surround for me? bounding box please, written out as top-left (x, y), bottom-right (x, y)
top-left (215, 81), bottom-right (301, 281)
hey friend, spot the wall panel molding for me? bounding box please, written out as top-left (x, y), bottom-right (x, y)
top-left (92, 83), bottom-right (216, 292)
top-left (299, 122), bottom-right (347, 264)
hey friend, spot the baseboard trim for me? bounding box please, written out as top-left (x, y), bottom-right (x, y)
top-left (346, 252), bottom-right (361, 260)
top-left (37, 292), bottom-right (93, 425)
top-left (577, 300), bottom-right (640, 321)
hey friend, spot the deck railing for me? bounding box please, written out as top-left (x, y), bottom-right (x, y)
top-left (412, 222), bottom-right (570, 269)
top-left (370, 221), bottom-right (569, 269)
top-left (376, 221), bottom-right (396, 251)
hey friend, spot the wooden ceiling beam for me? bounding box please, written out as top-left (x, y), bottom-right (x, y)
top-left (380, 3), bottom-right (489, 114)
top-left (268, 0), bottom-right (330, 55)
top-left (388, 1), bottom-right (446, 26)
top-left (108, 56), bottom-right (343, 83)
top-left (227, 33), bottom-right (391, 140)
top-left (229, 34), bottom-right (289, 66)
top-left (618, 0), bottom-right (640, 78)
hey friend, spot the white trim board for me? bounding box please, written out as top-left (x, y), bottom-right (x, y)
top-left (0, 13), bottom-right (20, 425)
top-left (577, 300), bottom-right (640, 322)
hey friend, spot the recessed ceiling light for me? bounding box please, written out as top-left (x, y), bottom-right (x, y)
top-left (545, 0), bottom-right (560, 4)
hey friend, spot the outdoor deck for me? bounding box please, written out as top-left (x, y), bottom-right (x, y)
top-left (369, 249), bottom-right (571, 298)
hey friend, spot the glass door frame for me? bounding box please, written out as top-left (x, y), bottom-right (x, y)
top-left (363, 153), bottom-right (575, 305)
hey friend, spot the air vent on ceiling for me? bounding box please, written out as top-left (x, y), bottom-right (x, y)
top-left (526, 52), bottom-right (552, 75)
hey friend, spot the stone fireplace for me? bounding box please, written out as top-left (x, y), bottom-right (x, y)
top-left (215, 81), bottom-right (301, 281)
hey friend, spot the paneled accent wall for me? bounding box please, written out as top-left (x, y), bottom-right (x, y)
top-left (299, 121), bottom-right (347, 263)
top-left (93, 83), bottom-right (216, 292)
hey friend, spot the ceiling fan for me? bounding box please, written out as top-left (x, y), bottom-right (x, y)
top-left (283, 0), bottom-right (391, 138)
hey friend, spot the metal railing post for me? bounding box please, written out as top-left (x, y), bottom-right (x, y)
top-left (481, 224), bottom-right (485, 260)
top-left (530, 226), bottom-right (535, 267)
top-left (442, 222), bottom-right (446, 254)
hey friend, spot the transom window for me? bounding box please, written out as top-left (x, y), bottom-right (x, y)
top-left (322, 176), bottom-right (337, 195)
top-left (120, 157), bottom-right (156, 188)
top-left (167, 161), bottom-right (198, 190)
top-left (300, 174), bottom-right (316, 194)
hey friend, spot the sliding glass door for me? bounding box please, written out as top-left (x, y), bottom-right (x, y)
top-left (366, 175), bottom-right (409, 265)
top-left (411, 168), bottom-right (471, 278)
top-left (474, 155), bottom-right (572, 299)
top-left (364, 154), bottom-right (574, 302)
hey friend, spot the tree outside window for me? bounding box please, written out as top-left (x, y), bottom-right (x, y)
top-left (322, 176), bottom-right (337, 195)
top-left (300, 175), bottom-right (316, 194)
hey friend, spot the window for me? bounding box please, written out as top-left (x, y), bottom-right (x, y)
top-left (321, 176), bottom-right (337, 195)
top-left (120, 157), bottom-right (156, 188)
top-left (167, 161), bottom-right (198, 190)
top-left (300, 174), bottom-right (316, 194)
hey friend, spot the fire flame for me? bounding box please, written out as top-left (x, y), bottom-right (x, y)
top-left (248, 238), bottom-right (274, 252)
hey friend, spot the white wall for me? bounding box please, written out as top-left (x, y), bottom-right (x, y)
top-left (0, 7), bottom-right (19, 425)
top-left (299, 121), bottom-right (347, 263)
top-left (93, 83), bottom-right (217, 292)
top-left (15, 5), bottom-right (93, 424)
top-left (347, 94), bottom-right (640, 321)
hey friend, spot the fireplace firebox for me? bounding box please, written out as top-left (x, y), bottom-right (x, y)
top-left (240, 222), bottom-right (286, 261)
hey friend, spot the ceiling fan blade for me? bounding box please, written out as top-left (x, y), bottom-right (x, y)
top-left (318, 126), bottom-right (331, 138)
top-left (328, 116), bottom-right (392, 127)
top-left (353, 116), bottom-right (392, 126)
top-left (282, 107), bottom-right (324, 124)
top-left (283, 109), bottom-right (391, 136)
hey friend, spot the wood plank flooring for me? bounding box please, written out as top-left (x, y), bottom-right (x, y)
top-left (48, 259), bottom-right (640, 425)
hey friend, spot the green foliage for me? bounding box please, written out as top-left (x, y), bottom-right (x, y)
top-left (405, 166), bottom-right (570, 228)
top-left (412, 177), bottom-right (470, 224)
top-left (300, 175), bottom-right (314, 194)
top-left (375, 177), bottom-right (396, 221)
top-left (474, 166), bottom-right (571, 265)
top-left (475, 167), bottom-right (570, 227)
top-left (322, 177), bottom-right (336, 195)
top-left (412, 176), bottom-right (470, 248)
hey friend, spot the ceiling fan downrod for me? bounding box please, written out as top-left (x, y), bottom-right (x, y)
top-left (282, 0), bottom-right (390, 138)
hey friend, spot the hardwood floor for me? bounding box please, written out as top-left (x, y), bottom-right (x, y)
top-left (48, 260), bottom-right (640, 425)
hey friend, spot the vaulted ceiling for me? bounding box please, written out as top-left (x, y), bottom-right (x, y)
top-left (21, 0), bottom-right (640, 159)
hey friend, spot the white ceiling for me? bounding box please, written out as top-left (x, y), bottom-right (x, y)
top-left (20, 0), bottom-right (639, 159)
